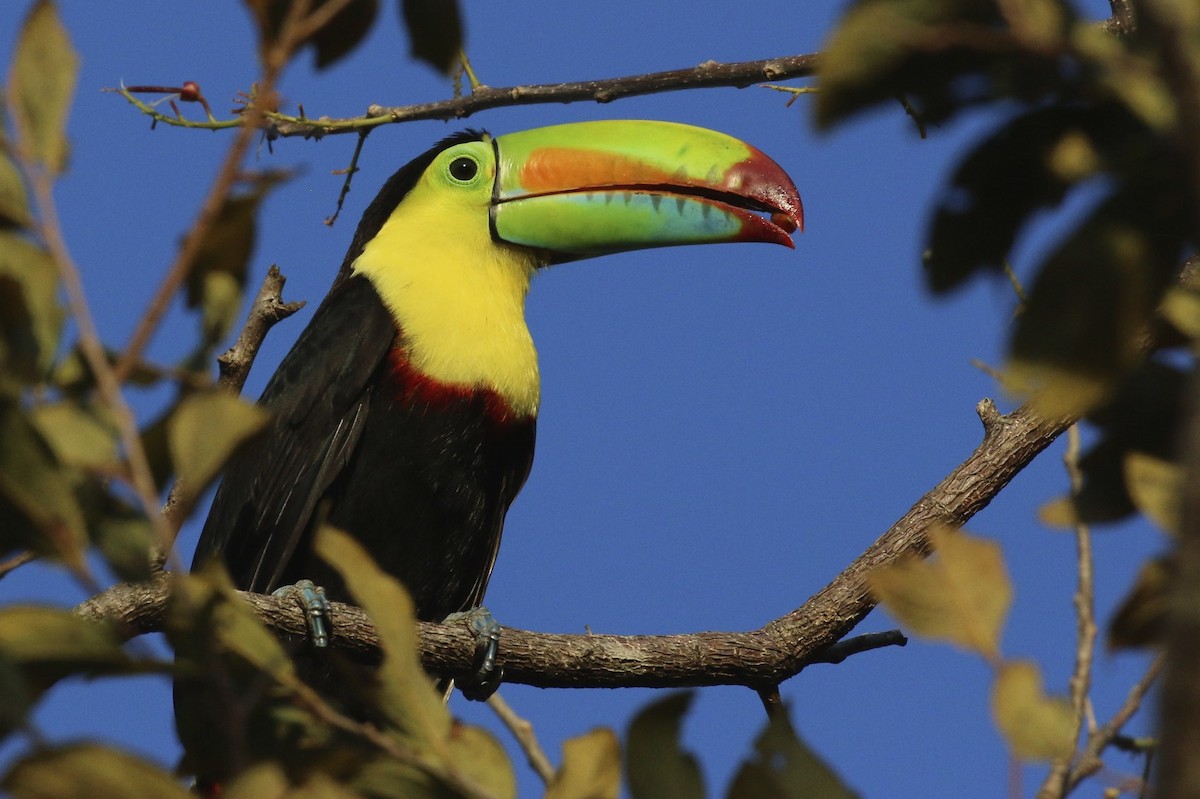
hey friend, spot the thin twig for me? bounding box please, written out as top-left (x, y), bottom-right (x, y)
top-left (325, 131), bottom-right (369, 227)
top-left (487, 693), bottom-right (555, 786)
top-left (0, 550), bottom-right (35, 580)
top-left (26, 166), bottom-right (176, 564)
top-left (112, 0), bottom-right (344, 388)
top-left (1066, 655), bottom-right (1164, 792)
top-left (160, 266), bottom-right (304, 533)
top-left (1037, 425), bottom-right (1097, 799)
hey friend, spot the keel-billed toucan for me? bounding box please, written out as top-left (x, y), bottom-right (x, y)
top-left (191, 119), bottom-right (803, 694)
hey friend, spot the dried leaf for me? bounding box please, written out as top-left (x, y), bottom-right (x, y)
top-left (626, 692), bottom-right (703, 799)
top-left (400, 0), bottom-right (463, 75)
top-left (315, 526), bottom-right (451, 747)
top-left (728, 711), bottom-right (857, 799)
top-left (545, 728), bottom-right (621, 799)
top-left (167, 389), bottom-right (270, 507)
top-left (7, 0), bottom-right (78, 175)
top-left (867, 524), bottom-right (1010, 658)
top-left (991, 660), bottom-right (1076, 761)
top-left (3, 742), bottom-right (191, 799)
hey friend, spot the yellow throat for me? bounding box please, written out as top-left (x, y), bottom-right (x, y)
top-left (352, 173), bottom-right (544, 419)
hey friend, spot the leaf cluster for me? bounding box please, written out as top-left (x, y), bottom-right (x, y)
top-left (819, 0), bottom-right (1200, 662)
top-left (868, 525), bottom-right (1077, 761)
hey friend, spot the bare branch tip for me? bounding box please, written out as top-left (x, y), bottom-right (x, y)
top-left (977, 398), bottom-right (1001, 431)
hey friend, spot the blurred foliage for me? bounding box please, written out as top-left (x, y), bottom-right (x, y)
top-left (820, 2), bottom-right (1200, 734)
top-left (820, 0), bottom-right (1197, 421)
top-left (243, 0), bottom-right (462, 74)
top-left (869, 526), bottom-right (1076, 761)
top-left (0, 0), bottom-right (1194, 794)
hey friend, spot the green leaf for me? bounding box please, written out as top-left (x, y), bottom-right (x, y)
top-left (0, 400), bottom-right (88, 570)
top-left (728, 711), bottom-right (857, 799)
top-left (1109, 556), bottom-right (1171, 649)
top-left (243, 0), bottom-right (379, 70)
top-left (1008, 182), bottom-right (1187, 418)
top-left (446, 722), bottom-right (516, 799)
top-left (545, 728), bottom-right (621, 799)
top-left (2, 742), bottom-right (191, 799)
top-left (187, 195), bottom-right (258, 349)
top-left (224, 763), bottom-right (363, 799)
top-left (991, 660), bottom-right (1075, 761)
top-left (867, 524), bottom-right (1010, 658)
top-left (29, 400), bottom-right (120, 472)
top-left (0, 231), bottom-right (64, 383)
top-left (0, 606), bottom-right (131, 684)
top-left (313, 0), bottom-right (379, 69)
top-left (314, 526), bottom-right (451, 747)
top-left (7, 0), bottom-right (78, 175)
top-left (0, 654), bottom-right (34, 739)
top-left (925, 106), bottom-right (1139, 294)
top-left (167, 389), bottom-right (270, 508)
top-left (170, 567), bottom-right (318, 781)
top-left (401, 0), bottom-right (463, 75)
top-left (1161, 284), bottom-right (1200, 340)
top-left (817, 0), bottom-right (1060, 129)
top-left (0, 149), bottom-right (32, 228)
top-left (92, 510), bottom-right (155, 582)
top-left (1124, 451), bottom-right (1181, 535)
top-left (626, 692), bottom-right (704, 799)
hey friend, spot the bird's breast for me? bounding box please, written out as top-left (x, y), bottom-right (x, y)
top-left (382, 348), bottom-right (533, 426)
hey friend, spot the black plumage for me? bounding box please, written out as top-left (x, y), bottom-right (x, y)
top-left (192, 129), bottom-right (535, 622)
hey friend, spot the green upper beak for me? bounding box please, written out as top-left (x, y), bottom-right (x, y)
top-left (489, 120), bottom-right (803, 262)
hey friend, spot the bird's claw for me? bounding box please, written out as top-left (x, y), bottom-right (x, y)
top-left (443, 607), bottom-right (503, 701)
top-left (273, 579), bottom-right (332, 648)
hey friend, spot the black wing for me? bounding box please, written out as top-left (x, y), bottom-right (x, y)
top-left (192, 274), bottom-right (397, 594)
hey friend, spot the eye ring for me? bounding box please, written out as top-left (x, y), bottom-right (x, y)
top-left (448, 156), bottom-right (479, 182)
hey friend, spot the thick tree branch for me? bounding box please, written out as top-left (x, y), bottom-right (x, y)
top-left (78, 398), bottom-right (1069, 690)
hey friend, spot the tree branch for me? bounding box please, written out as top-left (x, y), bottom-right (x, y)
top-left (78, 398), bottom-right (1069, 690)
top-left (160, 266), bottom-right (305, 532)
top-left (113, 54), bottom-right (819, 139)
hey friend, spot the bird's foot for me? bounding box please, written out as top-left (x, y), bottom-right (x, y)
top-left (443, 607), bottom-right (503, 701)
top-left (273, 579), bottom-right (332, 648)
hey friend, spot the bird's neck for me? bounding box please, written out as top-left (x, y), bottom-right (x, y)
top-left (351, 197), bottom-right (543, 419)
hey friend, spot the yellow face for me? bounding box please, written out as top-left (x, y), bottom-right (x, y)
top-left (351, 138), bottom-right (545, 419)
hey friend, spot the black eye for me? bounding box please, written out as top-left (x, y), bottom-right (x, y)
top-left (448, 156), bottom-right (478, 182)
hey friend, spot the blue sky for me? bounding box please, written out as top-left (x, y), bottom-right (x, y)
top-left (0, 1), bottom-right (1161, 796)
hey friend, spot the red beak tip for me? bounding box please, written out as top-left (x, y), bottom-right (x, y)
top-left (772, 212), bottom-right (799, 235)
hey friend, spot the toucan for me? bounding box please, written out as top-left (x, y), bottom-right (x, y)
top-left (189, 119), bottom-right (803, 699)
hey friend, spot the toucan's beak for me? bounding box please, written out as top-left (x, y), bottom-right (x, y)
top-left (489, 120), bottom-right (803, 262)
